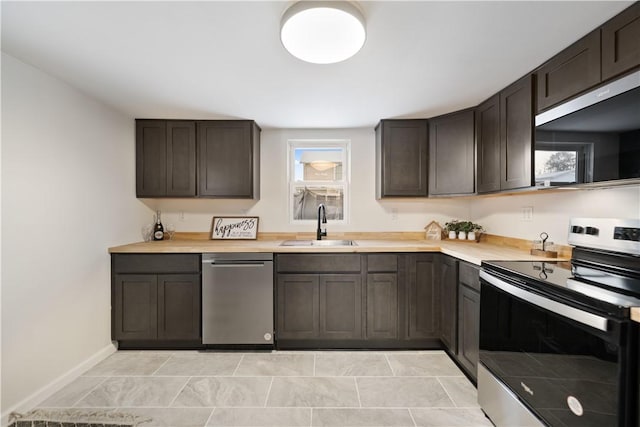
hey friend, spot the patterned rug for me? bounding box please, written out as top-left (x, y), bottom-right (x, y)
top-left (8, 409), bottom-right (151, 427)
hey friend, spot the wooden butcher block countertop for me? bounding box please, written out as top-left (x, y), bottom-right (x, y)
top-left (109, 232), bottom-right (571, 266)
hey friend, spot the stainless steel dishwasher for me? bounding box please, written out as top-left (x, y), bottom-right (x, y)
top-left (202, 253), bottom-right (274, 345)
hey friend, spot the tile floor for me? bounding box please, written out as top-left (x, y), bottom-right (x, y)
top-left (38, 350), bottom-right (493, 427)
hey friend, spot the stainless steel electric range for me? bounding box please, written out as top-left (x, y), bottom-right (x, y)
top-left (479, 218), bottom-right (640, 427)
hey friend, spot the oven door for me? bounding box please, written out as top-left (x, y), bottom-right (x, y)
top-left (479, 270), bottom-right (635, 427)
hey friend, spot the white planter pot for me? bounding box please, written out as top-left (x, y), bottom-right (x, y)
top-left (468, 231), bottom-right (476, 241)
top-left (458, 231), bottom-right (467, 240)
top-left (448, 231), bottom-right (457, 239)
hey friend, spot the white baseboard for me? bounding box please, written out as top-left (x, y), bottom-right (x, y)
top-left (1, 342), bottom-right (117, 427)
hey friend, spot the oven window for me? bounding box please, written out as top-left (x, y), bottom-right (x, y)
top-left (480, 282), bottom-right (622, 426)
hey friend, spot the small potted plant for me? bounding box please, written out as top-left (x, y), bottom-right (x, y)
top-left (457, 221), bottom-right (473, 240)
top-left (467, 222), bottom-right (484, 242)
top-left (444, 220), bottom-right (460, 239)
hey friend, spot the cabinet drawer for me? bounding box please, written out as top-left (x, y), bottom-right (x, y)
top-left (367, 254), bottom-right (398, 272)
top-left (112, 254), bottom-right (201, 274)
top-left (276, 254), bottom-right (361, 273)
top-left (459, 262), bottom-right (480, 292)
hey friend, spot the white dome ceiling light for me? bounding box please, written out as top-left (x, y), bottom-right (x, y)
top-left (280, 1), bottom-right (366, 64)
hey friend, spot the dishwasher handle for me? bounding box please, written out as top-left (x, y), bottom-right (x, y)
top-left (203, 260), bottom-right (269, 268)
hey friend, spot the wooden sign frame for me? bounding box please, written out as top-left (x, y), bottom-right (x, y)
top-left (210, 216), bottom-right (259, 240)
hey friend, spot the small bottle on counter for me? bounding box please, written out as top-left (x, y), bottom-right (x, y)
top-left (153, 210), bottom-right (165, 241)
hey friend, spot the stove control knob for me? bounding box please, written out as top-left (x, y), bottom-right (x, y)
top-left (585, 227), bottom-right (599, 236)
top-left (571, 226), bottom-right (585, 234)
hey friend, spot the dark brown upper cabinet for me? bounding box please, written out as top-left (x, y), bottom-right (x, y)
top-left (428, 110), bottom-right (475, 196)
top-left (136, 119), bottom-right (259, 199)
top-left (136, 120), bottom-right (197, 197)
top-left (602, 2), bottom-right (640, 81)
top-left (375, 119), bottom-right (429, 198)
top-left (197, 120), bottom-right (260, 199)
top-left (475, 95), bottom-right (501, 193)
top-left (535, 30), bottom-right (601, 113)
top-left (476, 76), bottom-right (533, 193)
top-left (500, 75), bottom-right (534, 191)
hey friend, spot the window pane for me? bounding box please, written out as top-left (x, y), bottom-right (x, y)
top-left (294, 148), bottom-right (343, 181)
top-left (535, 150), bottom-right (577, 185)
top-left (292, 186), bottom-right (344, 220)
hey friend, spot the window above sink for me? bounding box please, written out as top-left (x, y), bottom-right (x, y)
top-left (287, 140), bottom-right (350, 224)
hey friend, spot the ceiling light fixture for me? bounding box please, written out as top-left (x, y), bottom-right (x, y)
top-left (280, 1), bottom-right (366, 64)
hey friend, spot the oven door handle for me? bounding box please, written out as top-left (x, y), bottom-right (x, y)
top-left (480, 270), bottom-right (609, 332)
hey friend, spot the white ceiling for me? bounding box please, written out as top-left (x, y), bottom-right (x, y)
top-left (1, 1), bottom-right (634, 129)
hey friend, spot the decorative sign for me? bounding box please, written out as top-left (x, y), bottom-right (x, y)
top-left (210, 216), bottom-right (259, 240)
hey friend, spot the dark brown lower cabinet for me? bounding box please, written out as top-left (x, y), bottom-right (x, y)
top-left (114, 274), bottom-right (158, 340)
top-left (405, 254), bottom-right (440, 340)
top-left (320, 275), bottom-right (362, 339)
top-left (111, 254), bottom-right (201, 346)
top-left (157, 275), bottom-right (201, 340)
top-left (113, 273), bottom-right (200, 341)
top-left (438, 255), bottom-right (458, 353)
top-left (457, 262), bottom-right (481, 380)
top-left (276, 275), bottom-right (320, 340)
top-left (276, 253), bottom-right (441, 348)
top-left (366, 273), bottom-right (398, 339)
top-left (276, 273), bottom-right (362, 341)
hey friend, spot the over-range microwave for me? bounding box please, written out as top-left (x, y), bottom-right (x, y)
top-left (534, 69), bottom-right (640, 188)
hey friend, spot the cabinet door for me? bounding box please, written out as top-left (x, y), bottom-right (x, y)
top-left (429, 110), bottom-right (475, 196)
top-left (320, 275), bottom-right (362, 339)
top-left (406, 254), bottom-right (439, 340)
top-left (197, 121), bottom-right (257, 198)
top-left (536, 30), bottom-right (601, 112)
top-left (136, 120), bottom-right (167, 197)
top-left (475, 95), bottom-right (501, 193)
top-left (458, 284), bottom-right (480, 380)
top-left (500, 75), bottom-right (533, 191)
top-left (602, 2), bottom-right (640, 81)
top-left (366, 273), bottom-right (398, 339)
top-left (438, 256), bottom-right (458, 353)
top-left (277, 274), bottom-right (319, 340)
top-left (113, 274), bottom-right (158, 340)
top-left (166, 121), bottom-right (196, 197)
top-left (376, 120), bottom-right (428, 197)
top-left (158, 274), bottom-right (201, 340)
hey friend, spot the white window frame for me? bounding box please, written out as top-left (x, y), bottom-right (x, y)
top-left (287, 139), bottom-right (350, 225)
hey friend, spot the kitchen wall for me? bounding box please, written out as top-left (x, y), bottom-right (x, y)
top-left (150, 128), bottom-right (471, 234)
top-left (470, 185), bottom-right (640, 245)
top-left (1, 53), bottom-right (152, 419)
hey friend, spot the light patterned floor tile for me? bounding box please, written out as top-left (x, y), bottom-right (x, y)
top-left (208, 407), bottom-right (311, 426)
top-left (386, 353), bottom-right (464, 377)
top-left (234, 353), bottom-right (314, 376)
top-left (75, 376), bottom-right (189, 407)
top-left (267, 377), bottom-right (359, 407)
top-left (83, 352), bottom-right (171, 376)
top-left (357, 377), bottom-right (455, 408)
top-left (314, 352), bottom-right (393, 376)
top-left (155, 353), bottom-right (242, 376)
top-left (312, 408), bottom-right (415, 426)
top-left (438, 377), bottom-right (480, 407)
top-left (172, 377), bottom-right (272, 407)
top-left (119, 407), bottom-right (214, 426)
top-left (38, 376), bottom-right (105, 407)
top-left (411, 408), bottom-right (493, 426)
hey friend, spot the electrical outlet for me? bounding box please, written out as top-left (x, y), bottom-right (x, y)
top-left (521, 206), bottom-right (533, 221)
top-left (391, 208), bottom-right (398, 221)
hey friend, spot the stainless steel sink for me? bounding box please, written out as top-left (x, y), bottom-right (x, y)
top-left (280, 239), bottom-right (357, 247)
